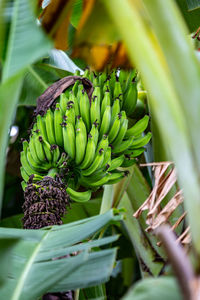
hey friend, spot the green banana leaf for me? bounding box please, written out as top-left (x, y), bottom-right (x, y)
top-left (102, 0), bottom-right (200, 255)
top-left (0, 74), bottom-right (24, 216)
top-left (0, 210), bottom-right (119, 300)
top-left (186, 0), bottom-right (200, 10)
top-left (1, 0), bottom-right (52, 81)
top-left (122, 277), bottom-right (182, 300)
top-left (0, 238), bottom-right (19, 285)
top-left (118, 193), bottom-right (164, 276)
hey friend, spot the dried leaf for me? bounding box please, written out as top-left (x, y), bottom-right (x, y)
top-left (73, 0), bottom-right (132, 70)
top-left (35, 75), bottom-right (93, 116)
top-left (40, 0), bottom-right (74, 50)
top-left (133, 162), bottom-right (191, 247)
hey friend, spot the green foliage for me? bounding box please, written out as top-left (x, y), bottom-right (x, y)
top-left (2, 0), bottom-right (52, 81)
top-left (0, 210), bottom-right (119, 299)
top-left (122, 277), bottom-right (182, 300)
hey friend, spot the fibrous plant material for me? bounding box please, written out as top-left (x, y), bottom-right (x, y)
top-left (134, 162), bottom-right (191, 246)
top-left (20, 69), bottom-right (151, 228)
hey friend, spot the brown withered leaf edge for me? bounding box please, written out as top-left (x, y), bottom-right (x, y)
top-left (133, 162), bottom-right (191, 247)
top-left (34, 76), bottom-right (93, 116)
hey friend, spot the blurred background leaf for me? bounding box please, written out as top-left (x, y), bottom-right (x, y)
top-left (2, 0), bottom-right (52, 81)
top-left (122, 277), bottom-right (182, 300)
top-left (186, 0), bottom-right (200, 10)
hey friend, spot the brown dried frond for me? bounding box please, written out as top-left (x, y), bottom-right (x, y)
top-left (133, 162), bottom-right (191, 246)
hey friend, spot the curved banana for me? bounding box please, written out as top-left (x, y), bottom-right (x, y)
top-left (125, 115), bottom-right (149, 138)
top-left (62, 122), bottom-right (76, 159)
top-left (75, 117), bottom-right (87, 165)
top-left (79, 90), bottom-right (91, 132)
top-left (90, 96), bottom-right (100, 128)
top-left (101, 90), bottom-right (111, 118)
top-left (99, 106), bottom-right (111, 139)
top-left (54, 104), bottom-right (64, 147)
top-left (66, 187), bottom-right (92, 202)
top-left (122, 79), bottom-right (137, 116)
top-left (82, 149), bottom-right (105, 176)
top-left (129, 132), bottom-right (152, 149)
top-left (80, 134), bottom-right (96, 169)
top-left (108, 155), bottom-right (124, 171)
top-left (45, 108), bottom-right (56, 145)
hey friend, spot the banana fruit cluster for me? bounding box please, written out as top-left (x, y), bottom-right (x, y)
top-left (20, 69), bottom-right (151, 203)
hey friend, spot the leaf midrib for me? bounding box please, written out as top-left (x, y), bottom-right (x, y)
top-left (11, 230), bottom-right (49, 300)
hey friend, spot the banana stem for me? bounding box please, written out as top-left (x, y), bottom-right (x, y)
top-left (47, 168), bottom-right (58, 179)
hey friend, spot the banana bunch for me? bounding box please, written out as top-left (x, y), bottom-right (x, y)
top-left (20, 69), bottom-right (151, 203)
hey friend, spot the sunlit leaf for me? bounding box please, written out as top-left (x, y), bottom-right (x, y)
top-left (2, 0), bottom-right (52, 80)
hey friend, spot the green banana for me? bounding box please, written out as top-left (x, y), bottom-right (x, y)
top-left (114, 78), bottom-right (123, 108)
top-left (82, 149), bottom-right (105, 176)
top-left (96, 134), bottom-right (109, 153)
top-left (99, 106), bottom-right (111, 139)
top-left (108, 155), bottom-right (124, 171)
top-left (112, 118), bottom-right (128, 147)
top-left (66, 187), bottom-right (92, 202)
top-left (92, 86), bottom-right (102, 106)
top-left (79, 90), bottom-right (91, 132)
top-left (51, 144), bottom-right (60, 166)
top-left (111, 98), bottom-right (120, 123)
top-left (21, 181), bottom-right (27, 191)
top-left (20, 166), bottom-right (29, 182)
top-left (35, 135), bottom-right (47, 162)
top-left (42, 139), bottom-right (53, 163)
top-left (119, 70), bottom-right (128, 93)
top-left (121, 156), bottom-right (136, 167)
top-left (75, 117), bottom-right (87, 165)
top-left (80, 134), bottom-right (96, 169)
top-left (108, 113), bottom-right (121, 143)
top-left (59, 93), bottom-right (68, 114)
top-left (54, 104), bottom-right (64, 147)
top-left (90, 123), bottom-right (99, 147)
top-left (122, 79), bottom-right (137, 116)
top-left (125, 148), bottom-right (145, 157)
top-left (27, 147), bottom-right (49, 171)
top-left (103, 80), bottom-right (111, 95)
top-left (65, 103), bottom-right (75, 127)
top-left (129, 132), bottom-right (152, 149)
top-left (20, 148), bottom-right (40, 176)
top-left (45, 108), bottom-right (56, 145)
top-left (112, 137), bottom-right (134, 154)
top-left (85, 173), bottom-right (110, 187)
top-left (125, 115), bottom-right (149, 138)
top-left (72, 80), bottom-right (80, 96)
top-left (106, 171), bottom-right (126, 185)
top-left (102, 146), bottom-right (111, 168)
top-left (80, 169), bottom-right (107, 186)
top-left (56, 152), bottom-right (67, 167)
top-left (36, 114), bottom-right (48, 141)
top-left (77, 84), bottom-right (84, 105)
top-left (101, 90), bottom-right (111, 118)
top-left (62, 122), bottom-right (76, 159)
top-left (29, 135), bottom-right (41, 164)
top-left (90, 96), bottom-right (100, 127)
